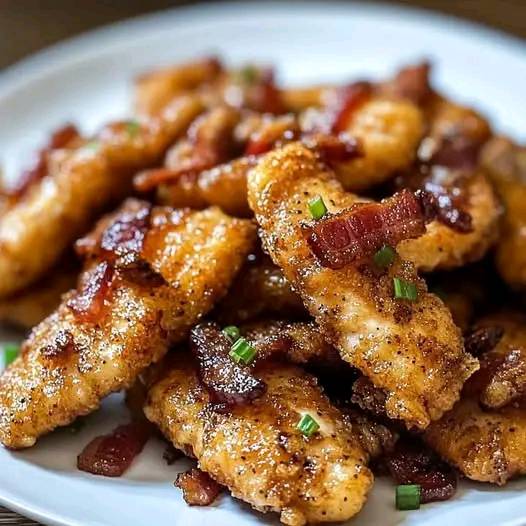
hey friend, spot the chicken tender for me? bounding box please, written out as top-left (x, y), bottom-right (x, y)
top-left (0, 95), bottom-right (204, 298)
top-left (481, 137), bottom-right (526, 289)
top-left (248, 143), bottom-right (477, 429)
top-left (0, 200), bottom-right (255, 448)
top-left (144, 360), bottom-right (373, 526)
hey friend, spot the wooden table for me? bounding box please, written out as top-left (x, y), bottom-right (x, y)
top-left (0, 1), bottom-right (524, 524)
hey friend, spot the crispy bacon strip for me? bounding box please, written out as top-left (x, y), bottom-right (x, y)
top-left (6, 124), bottom-right (80, 198)
top-left (382, 62), bottom-right (432, 105)
top-left (190, 322), bottom-right (266, 410)
top-left (77, 421), bottom-right (150, 477)
top-left (302, 189), bottom-right (434, 269)
top-left (329, 82), bottom-right (373, 134)
top-left (175, 468), bottom-right (221, 506)
top-left (384, 439), bottom-right (457, 503)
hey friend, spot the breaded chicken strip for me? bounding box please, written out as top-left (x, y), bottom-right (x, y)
top-left (481, 137), bottom-right (526, 289)
top-left (248, 143), bottom-right (477, 429)
top-left (0, 261), bottom-right (77, 330)
top-left (0, 200), bottom-right (255, 448)
top-left (144, 360), bottom-right (373, 526)
top-left (424, 396), bottom-right (526, 485)
top-left (0, 95), bottom-right (204, 298)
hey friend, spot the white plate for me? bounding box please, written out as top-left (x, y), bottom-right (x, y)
top-left (1, 2), bottom-right (526, 525)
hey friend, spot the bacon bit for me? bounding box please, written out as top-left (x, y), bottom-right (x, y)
top-left (6, 124), bottom-right (80, 198)
top-left (465, 325), bottom-right (504, 356)
top-left (328, 82), bottom-right (373, 134)
top-left (190, 322), bottom-right (266, 410)
top-left (77, 422), bottom-right (150, 477)
top-left (67, 261), bottom-right (115, 323)
top-left (134, 168), bottom-right (186, 193)
top-left (100, 203), bottom-right (151, 266)
top-left (40, 330), bottom-right (77, 360)
top-left (175, 468), bottom-right (221, 506)
top-left (303, 189), bottom-right (432, 269)
top-left (302, 133), bottom-right (363, 166)
top-left (351, 376), bottom-right (388, 418)
top-left (244, 68), bottom-right (285, 115)
top-left (429, 135), bottom-right (483, 172)
top-left (244, 116), bottom-right (300, 156)
top-left (385, 62), bottom-right (432, 105)
top-left (385, 439), bottom-right (457, 503)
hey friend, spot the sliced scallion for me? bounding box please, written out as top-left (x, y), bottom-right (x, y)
top-left (396, 484), bottom-right (421, 510)
top-left (3, 344), bottom-right (19, 367)
top-left (308, 195), bottom-right (327, 220)
top-left (229, 337), bottom-right (256, 365)
top-left (393, 277), bottom-right (418, 301)
top-left (297, 413), bottom-right (320, 437)
top-left (223, 325), bottom-right (241, 343)
top-left (374, 245), bottom-right (396, 268)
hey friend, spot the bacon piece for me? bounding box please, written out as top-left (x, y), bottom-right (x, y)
top-left (465, 325), bottom-right (504, 356)
top-left (66, 261), bottom-right (115, 323)
top-left (303, 189), bottom-right (431, 269)
top-left (244, 115), bottom-right (300, 156)
top-left (302, 134), bottom-right (363, 167)
top-left (190, 322), bottom-right (266, 410)
top-left (77, 422), bottom-right (150, 477)
top-left (429, 135), bottom-right (483, 172)
top-left (175, 468), bottom-right (221, 506)
top-left (384, 439), bottom-right (457, 503)
top-left (329, 82), bottom-right (373, 134)
top-left (6, 124), bottom-right (80, 198)
top-left (385, 62), bottom-right (432, 105)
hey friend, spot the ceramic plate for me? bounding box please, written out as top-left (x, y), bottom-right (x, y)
top-left (1, 2), bottom-right (525, 525)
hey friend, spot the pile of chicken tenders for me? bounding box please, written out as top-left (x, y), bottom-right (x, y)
top-left (1, 56), bottom-right (526, 525)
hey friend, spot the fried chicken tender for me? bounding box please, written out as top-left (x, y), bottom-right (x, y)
top-left (0, 261), bottom-right (77, 330)
top-left (397, 170), bottom-right (501, 271)
top-left (424, 395), bottom-right (526, 485)
top-left (144, 361), bottom-right (373, 526)
top-left (0, 95), bottom-right (204, 298)
top-left (216, 252), bottom-right (305, 324)
top-left (0, 201), bottom-right (255, 449)
top-left (248, 143), bottom-right (477, 429)
top-left (481, 137), bottom-right (526, 289)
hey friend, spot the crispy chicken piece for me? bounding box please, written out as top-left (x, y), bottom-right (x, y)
top-left (424, 396), bottom-right (526, 485)
top-left (481, 137), bottom-right (526, 289)
top-left (134, 57), bottom-right (222, 115)
top-left (248, 143), bottom-right (477, 429)
top-left (0, 260), bottom-right (78, 330)
top-left (216, 252), bottom-right (305, 324)
top-left (397, 170), bottom-right (501, 271)
top-left (0, 200), bottom-right (255, 448)
top-left (0, 95), bottom-right (204, 298)
top-left (144, 360), bottom-right (373, 526)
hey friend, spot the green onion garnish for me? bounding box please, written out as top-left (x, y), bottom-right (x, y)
top-left (297, 413), bottom-right (320, 437)
top-left (393, 277), bottom-right (418, 301)
top-left (396, 484), bottom-right (421, 510)
top-left (126, 120), bottom-right (141, 138)
top-left (238, 65), bottom-right (259, 84)
top-left (374, 245), bottom-right (396, 268)
top-left (223, 325), bottom-right (241, 342)
top-left (229, 337), bottom-right (257, 365)
top-left (308, 195), bottom-right (327, 220)
top-left (3, 344), bottom-right (19, 366)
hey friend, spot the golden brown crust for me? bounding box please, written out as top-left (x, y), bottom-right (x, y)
top-left (247, 143), bottom-right (477, 429)
top-left (144, 360), bottom-right (373, 525)
top-left (0, 95), bottom-right (204, 298)
top-left (0, 202), bottom-right (255, 448)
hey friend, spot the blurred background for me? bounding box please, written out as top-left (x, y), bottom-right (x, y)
top-left (1, 0), bottom-right (525, 70)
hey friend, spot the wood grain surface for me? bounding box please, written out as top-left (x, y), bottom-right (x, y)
top-left (0, 1), bottom-right (523, 524)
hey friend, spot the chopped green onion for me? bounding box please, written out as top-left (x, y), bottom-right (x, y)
top-left (223, 325), bottom-right (241, 342)
top-left (297, 413), bottom-right (320, 437)
top-left (238, 65), bottom-right (259, 84)
top-left (126, 120), bottom-right (141, 138)
top-left (374, 245), bottom-right (396, 268)
top-left (393, 277), bottom-right (418, 301)
top-left (3, 344), bottom-right (19, 366)
top-left (396, 484), bottom-right (421, 510)
top-left (229, 337), bottom-right (257, 365)
top-left (308, 195), bottom-right (327, 220)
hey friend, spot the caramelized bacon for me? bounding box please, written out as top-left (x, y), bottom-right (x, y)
top-left (329, 82), bottom-right (373, 134)
top-left (175, 468), bottom-right (221, 506)
top-left (429, 135), bottom-right (483, 172)
top-left (465, 325), bottom-right (504, 356)
top-left (302, 134), bottom-right (363, 167)
top-left (190, 323), bottom-right (266, 410)
top-left (7, 124), bottom-right (80, 198)
top-left (384, 62), bottom-right (432, 105)
top-left (77, 422), bottom-right (150, 477)
top-left (303, 189), bottom-right (432, 269)
top-left (66, 261), bottom-right (115, 323)
top-left (385, 439), bottom-right (457, 503)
